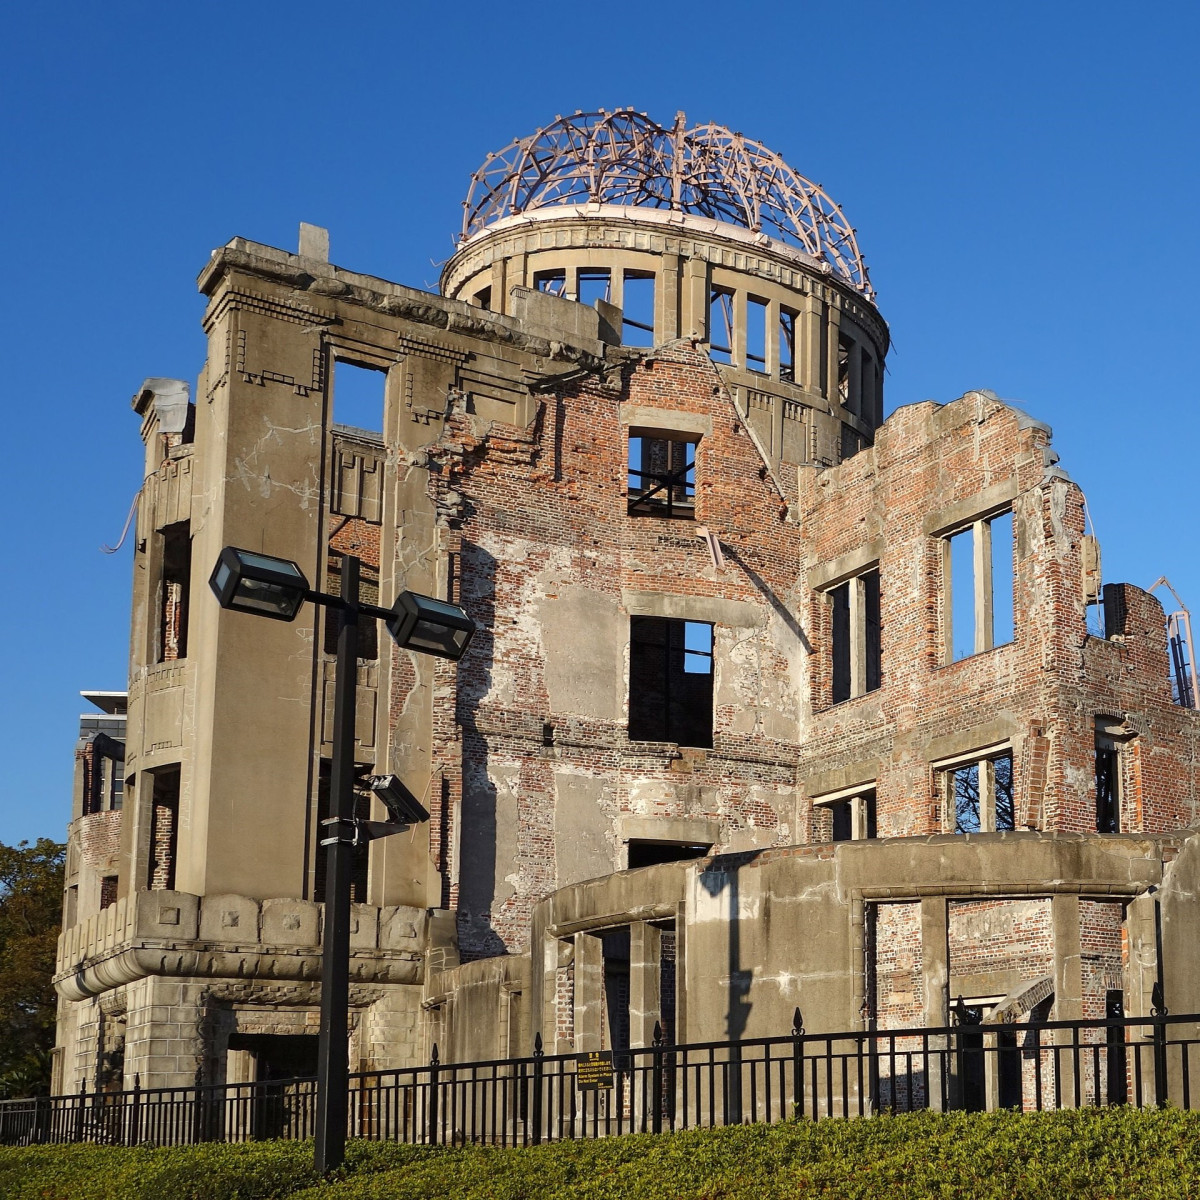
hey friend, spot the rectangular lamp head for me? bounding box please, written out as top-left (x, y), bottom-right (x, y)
top-left (369, 775), bottom-right (431, 825)
top-left (386, 591), bottom-right (476, 660)
top-left (208, 546), bottom-right (310, 622)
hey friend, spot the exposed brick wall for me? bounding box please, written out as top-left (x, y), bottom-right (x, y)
top-left (797, 393), bottom-right (1200, 841)
top-left (948, 898), bottom-right (1054, 993)
top-left (412, 344), bottom-right (807, 958)
top-left (872, 901), bottom-right (924, 1030)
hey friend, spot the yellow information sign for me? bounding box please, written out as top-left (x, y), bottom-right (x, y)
top-left (575, 1050), bottom-right (614, 1091)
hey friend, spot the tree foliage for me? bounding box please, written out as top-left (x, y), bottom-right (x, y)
top-left (0, 838), bottom-right (65, 1097)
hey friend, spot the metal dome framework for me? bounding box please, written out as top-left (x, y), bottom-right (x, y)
top-left (461, 110), bottom-right (873, 297)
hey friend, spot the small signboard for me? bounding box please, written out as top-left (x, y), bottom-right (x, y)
top-left (575, 1050), bottom-right (614, 1091)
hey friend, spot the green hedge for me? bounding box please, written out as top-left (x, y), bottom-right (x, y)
top-left (4, 1109), bottom-right (1200, 1200)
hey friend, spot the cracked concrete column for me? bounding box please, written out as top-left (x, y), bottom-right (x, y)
top-left (629, 922), bottom-right (661, 1049)
top-left (574, 933), bottom-right (604, 1053)
top-left (1052, 893), bottom-right (1083, 1106)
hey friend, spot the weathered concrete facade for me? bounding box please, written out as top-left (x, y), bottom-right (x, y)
top-left (53, 114), bottom-right (1200, 1096)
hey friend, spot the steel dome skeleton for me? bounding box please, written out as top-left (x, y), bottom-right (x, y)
top-left (461, 110), bottom-right (873, 298)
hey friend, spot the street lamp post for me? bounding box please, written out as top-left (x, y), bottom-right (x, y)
top-left (209, 545), bottom-right (475, 1174)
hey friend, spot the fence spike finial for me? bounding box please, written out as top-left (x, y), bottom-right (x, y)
top-left (653, 1020), bottom-right (663, 1046)
top-left (533, 1031), bottom-right (544, 1057)
top-left (792, 1007), bottom-right (804, 1037)
top-left (431, 1043), bottom-right (440, 1067)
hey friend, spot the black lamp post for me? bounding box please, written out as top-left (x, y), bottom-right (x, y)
top-left (209, 545), bottom-right (475, 1173)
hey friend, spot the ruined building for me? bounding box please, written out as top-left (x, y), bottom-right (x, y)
top-left (54, 111), bottom-right (1200, 1100)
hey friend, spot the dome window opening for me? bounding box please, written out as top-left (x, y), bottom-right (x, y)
top-left (621, 270), bottom-right (655, 347)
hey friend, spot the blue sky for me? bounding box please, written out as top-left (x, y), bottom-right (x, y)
top-left (2, 0), bottom-right (1197, 846)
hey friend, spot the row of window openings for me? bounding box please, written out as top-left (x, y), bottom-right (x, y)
top-left (826, 511), bottom-right (1017, 706)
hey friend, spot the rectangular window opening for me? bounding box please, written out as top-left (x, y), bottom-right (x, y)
top-left (837, 333), bottom-right (853, 409)
top-left (149, 767), bottom-right (180, 891)
top-left (828, 568), bottom-right (881, 704)
top-left (99, 876), bottom-right (118, 911)
top-left (473, 286), bottom-right (492, 311)
top-left (159, 522), bottom-right (191, 663)
top-left (533, 269), bottom-right (567, 296)
top-left (622, 271), bottom-right (655, 347)
top-left (1096, 738), bottom-right (1120, 832)
top-left (708, 287), bottom-right (734, 363)
top-left (945, 510), bottom-right (1015, 662)
top-left (578, 269), bottom-right (611, 308)
top-left (628, 617), bottom-right (713, 748)
top-left (779, 308), bottom-right (797, 383)
top-left (942, 750), bottom-right (1014, 834)
top-left (627, 434), bottom-right (696, 519)
top-left (746, 296), bottom-right (768, 373)
top-left (815, 788), bottom-right (877, 843)
top-left (332, 360), bottom-right (386, 435)
top-left (627, 840), bottom-right (710, 869)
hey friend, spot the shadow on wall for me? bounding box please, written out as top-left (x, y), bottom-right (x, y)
top-left (698, 854), bottom-right (759, 1042)
top-left (721, 545), bottom-right (812, 653)
top-left (455, 540), bottom-right (507, 959)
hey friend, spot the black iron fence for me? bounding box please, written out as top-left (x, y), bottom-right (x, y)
top-left (4, 1011), bottom-right (1198, 1149)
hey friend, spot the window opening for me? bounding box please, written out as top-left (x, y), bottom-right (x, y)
top-left (578, 269), bottom-right (611, 308)
top-left (746, 296), bottom-right (768, 373)
top-left (533, 269), bottom-right (567, 296)
top-left (332, 360), bottom-right (385, 434)
top-left (945, 510), bottom-right (1014, 661)
top-left (622, 271), bottom-right (655, 347)
top-left (84, 733), bottom-right (126, 815)
top-left (861, 354), bottom-right (878, 425)
top-left (159, 522), bottom-right (191, 663)
top-left (840, 425), bottom-right (865, 461)
top-left (473, 286), bottom-right (491, 311)
top-left (1095, 737), bottom-right (1120, 832)
top-left (601, 928), bottom-right (631, 1064)
top-left (149, 767), bottom-right (180, 890)
top-left (627, 840), bottom-right (710, 868)
top-left (829, 568), bottom-right (881, 704)
top-left (99, 876), bottom-right (118, 911)
top-left (943, 751), bottom-right (1014, 833)
top-left (627, 434), bottom-right (696, 518)
top-left (628, 617), bottom-right (713, 747)
top-left (837, 333), bottom-right (853, 410)
top-left (323, 558), bottom-right (380, 660)
top-left (815, 789), bottom-right (877, 842)
top-left (779, 308), bottom-right (797, 383)
top-left (1106, 990), bottom-right (1127, 1104)
top-left (708, 287), bottom-right (734, 364)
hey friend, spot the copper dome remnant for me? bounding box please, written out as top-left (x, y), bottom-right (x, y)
top-left (461, 109), bottom-right (872, 297)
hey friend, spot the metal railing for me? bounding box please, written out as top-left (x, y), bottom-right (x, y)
top-left (4, 1010), bottom-right (1197, 1148)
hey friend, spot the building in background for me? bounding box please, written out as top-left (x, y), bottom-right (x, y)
top-left (53, 112), bottom-right (1200, 1104)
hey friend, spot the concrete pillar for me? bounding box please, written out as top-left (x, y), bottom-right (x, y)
top-left (825, 305), bottom-right (840, 404)
top-left (658, 254), bottom-right (681, 342)
top-left (629, 922), bottom-right (661, 1048)
top-left (921, 897), bottom-right (949, 1110)
top-left (1052, 893), bottom-right (1083, 1106)
top-left (574, 933), bottom-right (604, 1053)
top-left (802, 294), bottom-right (823, 394)
top-left (682, 257), bottom-right (707, 340)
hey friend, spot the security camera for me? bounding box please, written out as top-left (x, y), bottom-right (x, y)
top-left (369, 775), bottom-right (430, 826)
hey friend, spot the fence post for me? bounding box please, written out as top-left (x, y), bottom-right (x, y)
top-left (791, 1008), bottom-right (805, 1120)
top-left (74, 1082), bottom-right (86, 1143)
top-left (128, 1075), bottom-right (141, 1147)
top-left (427, 1044), bottom-right (440, 1145)
top-left (531, 1033), bottom-right (544, 1146)
top-left (652, 1020), bottom-right (664, 1135)
top-left (1152, 982), bottom-right (1169, 1108)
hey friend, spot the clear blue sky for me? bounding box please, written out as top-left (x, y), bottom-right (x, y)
top-left (2, 0), bottom-right (1197, 847)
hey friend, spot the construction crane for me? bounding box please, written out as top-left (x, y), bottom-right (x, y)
top-left (1148, 577), bottom-right (1199, 709)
